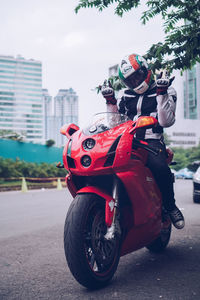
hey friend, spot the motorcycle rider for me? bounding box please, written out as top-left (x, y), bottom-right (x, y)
top-left (101, 53), bottom-right (185, 229)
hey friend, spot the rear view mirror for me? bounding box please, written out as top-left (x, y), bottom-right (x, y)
top-left (129, 116), bottom-right (158, 134)
top-left (60, 123), bottom-right (80, 138)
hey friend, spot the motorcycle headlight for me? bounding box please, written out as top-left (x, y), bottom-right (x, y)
top-left (83, 138), bottom-right (95, 151)
top-left (81, 155), bottom-right (92, 168)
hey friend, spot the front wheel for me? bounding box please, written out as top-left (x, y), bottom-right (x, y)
top-left (146, 213), bottom-right (172, 253)
top-left (64, 194), bottom-right (121, 289)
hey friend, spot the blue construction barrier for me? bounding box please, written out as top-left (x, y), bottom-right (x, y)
top-left (0, 139), bottom-right (63, 163)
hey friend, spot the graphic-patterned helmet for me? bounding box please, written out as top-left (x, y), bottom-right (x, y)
top-left (118, 54), bottom-right (152, 94)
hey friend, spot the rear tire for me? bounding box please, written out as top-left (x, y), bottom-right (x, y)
top-left (193, 193), bottom-right (200, 203)
top-left (64, 193), bottom-right (121, 289)
top-left (146, 214), bottom-right (171, 253)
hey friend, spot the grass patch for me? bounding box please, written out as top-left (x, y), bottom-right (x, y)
top-left (0, 178), bottom-right (65, 191)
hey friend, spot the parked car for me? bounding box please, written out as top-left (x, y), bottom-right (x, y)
top-left (175, 168), bottom-right (194, 180)
top-left (193, 166), bottom-right (200, 203)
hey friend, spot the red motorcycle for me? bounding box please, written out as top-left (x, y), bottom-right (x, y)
top-left (60, 112), bottom-right (172, 289)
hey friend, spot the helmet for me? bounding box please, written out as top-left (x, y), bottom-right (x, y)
top-left (118, 54), bottom-right (152, 94)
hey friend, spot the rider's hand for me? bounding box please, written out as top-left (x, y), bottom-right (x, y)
top-left (100, 80), bottom-right (117, 105)
top-left (156, 70), bottom-right (175, 95)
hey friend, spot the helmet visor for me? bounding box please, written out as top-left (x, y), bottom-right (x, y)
top-left (123, 67), bottom-right (148, 89)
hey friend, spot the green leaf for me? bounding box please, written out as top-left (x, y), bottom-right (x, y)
top-left (75, 0), bottom-right (200, 71)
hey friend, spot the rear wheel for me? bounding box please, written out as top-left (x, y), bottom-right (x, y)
top-left (64, 194), bottom-right (121, 289)
top-left (193, 193), bottom-right (200, 203)
top-left (146, 213), bottom-right (171, 253)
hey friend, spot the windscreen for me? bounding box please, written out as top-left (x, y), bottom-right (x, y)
top-left (83, 112), bottom-right (130, 135)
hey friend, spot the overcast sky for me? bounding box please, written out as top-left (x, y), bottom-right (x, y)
top-left (1, 0), bottom-right (170, 126)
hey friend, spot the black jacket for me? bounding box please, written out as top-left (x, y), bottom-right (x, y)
top-left (107, 82), bottom-right (177, 140)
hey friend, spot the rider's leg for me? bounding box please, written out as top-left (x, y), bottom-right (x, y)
top-left (146, 139), bottom-right (185, 229)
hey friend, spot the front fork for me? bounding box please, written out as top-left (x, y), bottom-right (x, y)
top-left (104, 177), bottom-right (121, 240)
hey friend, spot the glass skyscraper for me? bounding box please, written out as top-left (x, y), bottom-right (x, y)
top-left (54, 88), bottom-right (78, 124)
top-left (183, 63), bottom-right (200, 120)
top-left (0, 55), bottom-right (43, 143)
top-left (42, 88), bottom-right (52, 141)
top-left (42, 88), bottom-right (78, 146)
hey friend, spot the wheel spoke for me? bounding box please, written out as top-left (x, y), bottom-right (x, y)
top-left (93, 261), bottom-right (99, 272)
top-left (90, 252), bottom-right (95, 268)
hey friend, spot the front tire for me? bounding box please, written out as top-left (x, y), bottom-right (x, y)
top-left (64, 194), bottom-right (121, 289)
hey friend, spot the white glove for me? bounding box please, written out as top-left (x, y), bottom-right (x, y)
top-left (100, 80), bottom-right (117, 105)
top-left (156, 70), bottom-right (175, 95)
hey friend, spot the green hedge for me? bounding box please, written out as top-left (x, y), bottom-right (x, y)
top-left (0, 157), bottom-right (67, 178)
top-left (171, 145), bottom-right (200, 171)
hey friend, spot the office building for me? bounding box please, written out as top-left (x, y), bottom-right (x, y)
top-left (54, 88), bottom-right (78, 124)
top-left (183, 63), bottom-right (200, 120)
top-left (165, 65), bottom-right (200, 147)
top-left (0, 55), bottom-right (43, 143)
top-left (46, 88), bottom-right (78, 146)
top-left (108, 64), bottom-right (118, 77)
top-left (42, 88), bottom-right (52, 141)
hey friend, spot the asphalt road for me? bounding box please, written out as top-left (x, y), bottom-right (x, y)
top-left (0, 180), bottom-right (200, 300)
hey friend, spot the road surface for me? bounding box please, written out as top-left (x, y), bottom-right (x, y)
top-left (0, 180), bottom-right (200, 299)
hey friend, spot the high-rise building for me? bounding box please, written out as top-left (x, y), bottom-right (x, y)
top-left (109, 64), bottom-right (118, 77)
top-left (0, 55), bottom-right (43, 143)
top-left (183, 63), bottom-right (200, 120)
top-left (54, 88), bottom-right (78, 124)
top-left (42, 88), bottom-right (52, 141)
top-left (165, 66), bottom-right (200, 147)
top-left (45, 88), bottom-right (78, 146)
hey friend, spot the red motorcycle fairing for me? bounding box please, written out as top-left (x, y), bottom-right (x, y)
top-left (76, 186), bottom-right (115, 227)
top-left (62, 120), bottom-right (134, 176)
top-left (65, 173), bottom-right (77, 198)
top-left (65, 172), bottom-right (116, 227)
top-left (116, 165), bottom-right (162, 256)
top-left (117, 164), bottom-right (161, 226)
